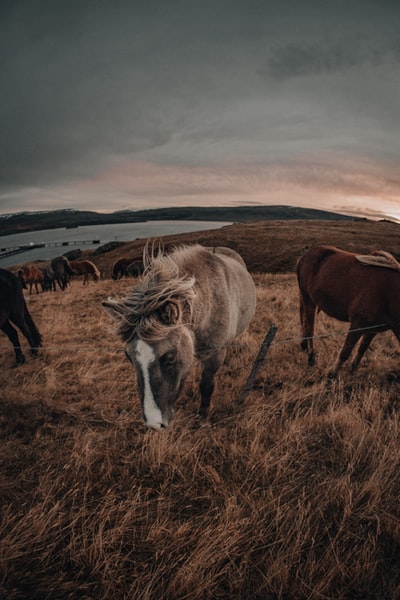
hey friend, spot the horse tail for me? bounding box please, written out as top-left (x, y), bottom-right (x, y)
top-left (23, 299), bottom-right (43, 349)
top-left (62, 257), bottom-right (74, 276)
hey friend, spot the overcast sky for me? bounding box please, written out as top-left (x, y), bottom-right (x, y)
top-left (1, 0), bottom-right (400, 220)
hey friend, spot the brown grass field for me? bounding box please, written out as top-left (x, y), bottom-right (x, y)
top-left (2, 219), bottom-right (400, 599)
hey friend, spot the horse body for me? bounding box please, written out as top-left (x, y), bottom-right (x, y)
top-left (49, 256), bottom-right (73, 290)
top-left (69, 259), bottom-right (100, 284)
top-left (39, 265), bottom-right (56, 291)
top-left (126, 260), bottom-right (144, 278)
top-left (0, 268), bottom-right (42, 364)
top-left (296, 245), bottom-right (400, 376)
top-left (104, 244), bottom-right (256, 429)
top-left (18, 264), bottom-right (45, 294)
top-left (111, 256), bottom-right (143, 279)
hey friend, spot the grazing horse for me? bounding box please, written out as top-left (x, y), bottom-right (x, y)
top-left (103, 244), bottom-right (256, 429)
top-left (69, 259), bottom-right (100, 284)
top-left (126, 260), bottom-right (145, 278)
top-left (39, 265), bottom-right (55, 292)
top-left (296, 245), bottom-right (400, 377)
top-left (0, 268), bottom-right (42, 364)
top-left (49, 256), bottom-right (74, 291)
top-left (18, 264), bottom-right (45, 294)
top-left (111, 256), bottom-right (143, 279)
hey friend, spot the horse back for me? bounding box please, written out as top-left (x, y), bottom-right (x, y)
top-left (297, 245), bottom-right (400, 323)
top-left (189, 246), bottom-right (256, 343)
top-left (205, 246), bottom-right (247, 268)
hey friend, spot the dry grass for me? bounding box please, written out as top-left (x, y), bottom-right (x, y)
top-left (2, 222), bottom-right (400, 599)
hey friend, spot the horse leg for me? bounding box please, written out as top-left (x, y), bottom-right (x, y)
top-left (198, 349), bottom-right (226, 418)
top-left (329, 325), bottom-right (364, 378)
top-left (299, 293), bottom-right (316, 366)
top-left (351, 332), bottom-right (377, 371)
top-left (1, 320), bottom-right (25, 364)
top-left (9, 308), bottom-right (40, 355)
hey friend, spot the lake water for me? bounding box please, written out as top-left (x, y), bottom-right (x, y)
top-left (0, 220), bottom-right (231, 267)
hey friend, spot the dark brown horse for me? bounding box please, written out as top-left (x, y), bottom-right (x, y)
top-left (18, 264), bottom-right (45, 294)
top-left (69, 259), bottom-right (101, 284)
top-left (126, 260), bottom-right (145, 278)
top-left (297, 245), bottom-right (400, 377)
top-left (0, 268), bottom-right (42, 364)
top-left (111, 256), bottom-right (143, 279)
top-left (49, 256), bottom-right (74, 291)
top-left (39, 265), bottom-right (56, 292)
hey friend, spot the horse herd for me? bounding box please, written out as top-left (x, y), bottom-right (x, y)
top-left (16, 254), bottom-right (144, 295)
top-left (2, 244), bottom-right (400, 429)
top-left (17, 256), bottom-right (101, 293)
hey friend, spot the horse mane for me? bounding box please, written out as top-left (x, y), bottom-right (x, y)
top-left (355, 250), bottom-right (400, 271)
top-left (112, 244), bottom-right (198, 342)
top-left (85, 260), bottom-right (100, 277)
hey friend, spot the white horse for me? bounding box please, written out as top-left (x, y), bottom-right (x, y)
top-left (103, 244), bottom-right (256, 429)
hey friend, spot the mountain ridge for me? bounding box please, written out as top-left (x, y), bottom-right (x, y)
top-left (0, 205), bottom-right (363, 236)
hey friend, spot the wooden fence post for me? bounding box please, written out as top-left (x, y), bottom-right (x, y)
top-left (237, 324), bottom-right (278, 404)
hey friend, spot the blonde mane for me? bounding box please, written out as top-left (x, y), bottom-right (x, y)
top-left (355, 250), bottom-right (400, 271)
top-left (115, 245), bottom-right (198, 342)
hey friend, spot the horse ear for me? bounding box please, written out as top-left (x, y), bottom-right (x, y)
top-left (158, 301), bottom-right (181, 325)
top-left (102, 299), bottom-right (125, 320)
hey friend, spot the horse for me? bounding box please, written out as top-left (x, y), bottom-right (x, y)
top-left (111, 256), bottom-right (143, 279)
top-left (103, 244), bottom-right (256, 429)
top-left (0, 268), bottom-right (42, 365)
top-left (126, 260), bottom-right (145, 278)
top-left (69, 259), bottom-right (100, 284)
top-left (39, 265), bottom-right (56, 292)
top-left (296, 245), bottom-right (400, 377)
top-left (18, 264), bottom-right (45, 294)
top-left (49, 256), bottom-right (74, 291)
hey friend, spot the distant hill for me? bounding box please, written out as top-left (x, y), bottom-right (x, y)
top-left (0, 205), bottom-right (361, 236)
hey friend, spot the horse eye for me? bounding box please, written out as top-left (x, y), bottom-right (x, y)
top-left (160, 352), bottom-right (176, 367)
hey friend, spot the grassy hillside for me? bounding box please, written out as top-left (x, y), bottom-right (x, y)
top-left (90, 218), bottom-right (400, 276)
top-left (2, 219), bottom-right (400, 599)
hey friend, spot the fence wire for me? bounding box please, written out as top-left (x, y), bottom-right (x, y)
top-left (0, 320), bottom-right (392, 356)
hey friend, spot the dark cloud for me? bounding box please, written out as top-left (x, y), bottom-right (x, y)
top-left (266, 35), bottom-right (400, 80)
top-left (0, 0), bottom-right (399, 216)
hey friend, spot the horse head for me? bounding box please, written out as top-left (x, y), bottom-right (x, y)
top-left (103, 296), bottom-right (195, 429)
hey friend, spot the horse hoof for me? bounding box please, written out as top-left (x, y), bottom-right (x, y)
top-left (15, 355), bottom-right (26, 365)
top-left (194, 413), bottom-right (209, 429)
top-left (308, 353), bottom-right (315, 366)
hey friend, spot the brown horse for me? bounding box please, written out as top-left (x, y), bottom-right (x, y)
top-left (111, 256), bottom-right (143, 279)
top-left (0, 268), bottom-right (42, 364)
top-left (297, 245), bottom-right (400, 377)
top-left (69, 259), bottom-right (100, 285)
top-left (103, 244), bottom-right (256, 429)
top-left (18, 264), bottom-right (45, 294)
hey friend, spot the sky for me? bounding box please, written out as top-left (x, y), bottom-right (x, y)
top-left (1, 0), bottom-right (400, 220)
